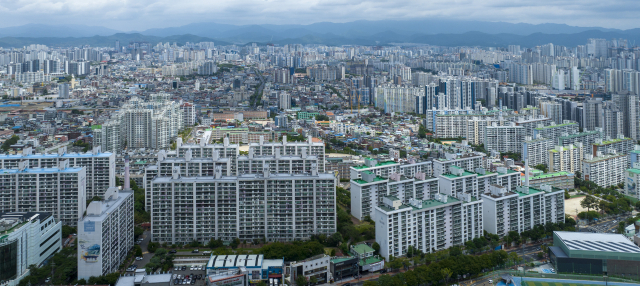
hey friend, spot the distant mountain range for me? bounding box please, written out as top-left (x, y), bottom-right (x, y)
top-left (0, 19), bottom-right (639, 48)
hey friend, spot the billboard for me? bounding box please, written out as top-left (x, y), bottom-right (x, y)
top-left (78, 220), bottom-right (103, 280)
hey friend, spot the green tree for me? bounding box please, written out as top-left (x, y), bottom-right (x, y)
top-left (441, 268), bottom-right (453, 284)
top-left (372, 242), bottom-right (380, 255)
top-left (534, 164), bottom-right (548, 173)
top-left (295, 275), bottom-right (308, 286)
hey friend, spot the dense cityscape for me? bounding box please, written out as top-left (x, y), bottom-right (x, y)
top-left (0, 18), bottom-right (640, 286)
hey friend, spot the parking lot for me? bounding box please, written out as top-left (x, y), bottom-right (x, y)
top-left (171, 265), bottom-right (207, 286)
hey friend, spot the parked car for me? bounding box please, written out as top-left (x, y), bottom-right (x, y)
top-left (170, 250), bottom-right (177, 254)
top-left (135, 256), bottom-right (143, 261)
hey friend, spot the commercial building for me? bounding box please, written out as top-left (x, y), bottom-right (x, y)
top-left (149, 165), bottom-right (336, 244)
top-left (206, 254), bottom-right (284, 285)
top-left (374, 193), bottom-right (483, 260)
top-left (0, 160), bottom-right (86, 226)
top-left (78, 187), bottom-right (134, 280)
top-left (549, 231), bottom-right (640, 276)
top-left (582, 151), bottom-right (629, 188)
top-left (350, 244), bottom-right (384, 272)
top-left (0, 146), bottom-right (115, 198)
top-left (288, 254), bottom-right (331, 285)
top-left (481, 185), bottom-right (565, 237)
top-left (330, 257), bottom-right (358, 283)
top-left (0, 212), bottom-right (61, 286)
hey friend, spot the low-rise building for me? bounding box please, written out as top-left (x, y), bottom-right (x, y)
top-left (206, 254), bottom-right (284, 285)
top-left (549, 231), bottom-right (640, 276)
top-left (288, 254), bottom-right (331, 285)
top-left (350, 244), bottom-right (384, 272)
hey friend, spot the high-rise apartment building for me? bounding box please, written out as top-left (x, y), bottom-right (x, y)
top-left (0, 160), bottom-right (86, 226)
top-left (0, 146), bottom-right (114, 199)
top-left (78, 187), bottom-right (134, 280)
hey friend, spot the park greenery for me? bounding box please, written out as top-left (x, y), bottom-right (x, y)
top-left (145, 248), bottom-right (174, 273)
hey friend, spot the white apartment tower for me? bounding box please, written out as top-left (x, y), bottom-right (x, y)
top-left (78, 187), bottom-right (134, 280)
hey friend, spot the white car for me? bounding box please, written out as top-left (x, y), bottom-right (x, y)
top-left (489, 279), bottom-right (493, 284)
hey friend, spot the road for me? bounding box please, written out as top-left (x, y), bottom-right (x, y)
top-left (251, 67), bottom-right (265, 108)
top-left (580, 217), bottom-right (622, 234)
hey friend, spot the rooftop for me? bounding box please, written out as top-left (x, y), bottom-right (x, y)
top-left (527, 171), bottom-right (573, 180)
top-left (595, 137), bottom-right (632, 145)
top-left (353, 160), bottom-right (398, 169)
top-left (555, 231), bottom-right (640, 254)
top-left (535, 122), bottom-right (576, 130)
top-left (351, 244), bottom-right (375, 255)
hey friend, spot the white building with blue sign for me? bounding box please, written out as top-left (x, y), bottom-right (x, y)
top-left (78, 187), bottom-right (134, 280)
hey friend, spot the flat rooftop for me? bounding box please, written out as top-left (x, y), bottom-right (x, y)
top-left (555, 231), bottom-right (640, 254)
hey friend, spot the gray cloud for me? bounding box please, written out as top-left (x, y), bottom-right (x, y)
top-left (0, 0), bottom-right (638, 31)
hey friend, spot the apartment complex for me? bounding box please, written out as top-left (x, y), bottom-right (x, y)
top-left (583, 151), bottom-right (629, 187)
top-left (0, 146), bottom-right (115, 198)
top-left (148, 165), bottom-right (336, 244)
top-left (485, 122), bottom-right (525, 153)
top-left (350, 171), bottom-right (438, 221)
top-left (78, 187), bottom-right (134, 280)
top-left (548, 143), bottom-right (584, 173)
top-left (591, 136), bottom-right (634, 157)
top-left (94, 94), bottom-right (184, 150)
top-left (0, 160), bottom-right (86, 226)
top-left (248, 135), bottom-right (326, 172)
top-left (374, 194), bottom-right (483, 260)
top-left (522, 136), bottom-right (553, 167)
top-left (481, 184), bottom-right (564, 237)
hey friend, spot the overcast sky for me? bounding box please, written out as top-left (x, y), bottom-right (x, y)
top-left (0, 0), bottom-right (638, 31)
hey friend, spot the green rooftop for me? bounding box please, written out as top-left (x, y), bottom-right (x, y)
top-left (514, 187), bottom-right (542, 197)
top-left (627, 168), bottom-right (640, 175)
top-left (91, 125), bottom-right (102, 130)
top-left (535, 122), bottom-right (576, 130)
top-left (524, 171), bottom-right (573, 180)
top-left (353, 160), bottom-right (398, 169)
top-left (331, 257), bottom-right (356, 263)
top-left (441, 170), bottom-right (476, 178)
top-left (351, 244), bottom-right (375, 255)
top-left (360, 256), bottom-right (383, 266)
top-left (411, 196), bottom-right (461, 210)
top-left (595, 137), bottom-right (632, 145)
top-left (558, 130), bottom-right (600, 140)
